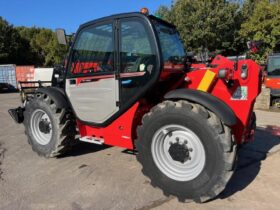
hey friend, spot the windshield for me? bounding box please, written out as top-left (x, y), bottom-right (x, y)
top-left (153, 20), bottom-right (185, 63)
top-left (268, 56), bottom-right (280, 76)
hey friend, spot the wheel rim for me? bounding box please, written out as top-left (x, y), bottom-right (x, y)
top-left (30, 109), bottom-right (52, 145)
top-left (151, 124), bottom-right (206, 181)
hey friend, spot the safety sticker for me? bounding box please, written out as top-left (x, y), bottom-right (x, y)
top-left (231, 86), bottom-right (248, 100)
top-left (139, 64), bottom-right (145, 71)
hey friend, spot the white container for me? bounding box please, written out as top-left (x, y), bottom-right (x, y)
top-left (0, 64), bottom-right (17, 88)
top-left (34, 68), bottom-right (54, 84)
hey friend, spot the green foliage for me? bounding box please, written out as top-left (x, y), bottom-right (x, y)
top-left (239, 0), bottom-right (280, 63)
top-left (155, 0), bottom-right (280, 62)
top-left (169, 0), bottom-right (242, 55)
top-left (17, 27), bottom-right (67, 66)
top-left (155, 5), bottom-right (172, 22)
top-left (0, 17), bottom-right (67, 66)
top-left (0, 17), bottom-right (27, 64)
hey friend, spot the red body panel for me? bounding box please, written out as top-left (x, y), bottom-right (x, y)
top-left (77, 55), bottom-right (261, 148)
top-left (187, 56), bottom-right (261, 144)
top-left (265, 77), bottom-right (280, 89)
top-left (77, 103), bottom-right (139, 149)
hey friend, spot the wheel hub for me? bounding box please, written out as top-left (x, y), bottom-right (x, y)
top-left (151, 125), bottom-right (206, 181)
top-left (39, 119), bottom-right (51, 134)
top-left (30, 109), bottom-right (52, 145)
top-left (168, 140), bottom-right (192, 164)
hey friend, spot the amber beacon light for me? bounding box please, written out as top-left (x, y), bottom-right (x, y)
top-left (140, 7), bottom-right (149, 15)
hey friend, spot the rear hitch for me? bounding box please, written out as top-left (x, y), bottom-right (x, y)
top-left (8, 107), bottom-right (25, 124)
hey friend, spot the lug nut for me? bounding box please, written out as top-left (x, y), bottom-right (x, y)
top-left (176, 137), bottom-right (179, 142)
top-left (184, 140), bottom-right (188, 144)
top-left (189, 148), bottom-right (193, 152)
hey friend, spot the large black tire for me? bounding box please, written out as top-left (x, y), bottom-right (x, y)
top-left (136, 100), bottom-right (236, 203)
top-left (23, 92), bottom-right (76, 158)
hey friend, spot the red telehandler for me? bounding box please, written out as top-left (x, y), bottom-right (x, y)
top-left (9, 9), bottom-right (261, 202)
top-left (264, 53), bottom-right (280, 108)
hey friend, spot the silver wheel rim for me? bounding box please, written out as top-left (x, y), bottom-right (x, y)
top-left (30, 109), bottom-right (52, 145)
top-left (151, 124), bottom-right (206, 181)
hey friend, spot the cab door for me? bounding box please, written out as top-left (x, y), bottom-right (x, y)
top-left (117, 17), bottom-right (158, 106)
top-left (65, 21), bottom-right (119, 124)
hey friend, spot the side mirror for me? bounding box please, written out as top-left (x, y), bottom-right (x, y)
top-left (56, 28), bottom-right (67, 45)
top-left (247, 40), bottom-right (263, 53)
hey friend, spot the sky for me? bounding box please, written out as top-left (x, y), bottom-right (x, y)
top-left (0, 0), bottom-right (172, 34)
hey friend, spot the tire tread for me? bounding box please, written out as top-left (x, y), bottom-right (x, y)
top-left (136, 100), bottom-right (236, 203)
top-left (24, 93), bottom-right (76, 158)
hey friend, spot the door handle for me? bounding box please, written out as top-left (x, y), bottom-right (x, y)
top-left (121, 79), bottom-right (132, 85)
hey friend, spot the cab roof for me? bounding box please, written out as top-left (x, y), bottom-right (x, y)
top-left (79, 12), bottom-right (175, 30)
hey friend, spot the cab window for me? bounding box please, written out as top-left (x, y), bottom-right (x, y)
top-left (119, 18), bottom-right (157, 104)
top-left (69, 23), bottom-right (114, 76)
top-left (120, 19), bottom-right (156, 73)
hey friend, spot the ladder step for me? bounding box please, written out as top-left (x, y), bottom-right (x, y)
top-left (79, 136), bottom-right (104, 145)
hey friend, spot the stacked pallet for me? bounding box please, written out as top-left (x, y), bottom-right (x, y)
top-left (255, 86), bottom-right (271, 110)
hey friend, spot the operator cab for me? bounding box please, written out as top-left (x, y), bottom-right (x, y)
top-left (61, 11), bottom-right (186, 125)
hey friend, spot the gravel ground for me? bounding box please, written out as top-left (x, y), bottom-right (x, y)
top-left (0, 93), bottom-right (279, 210)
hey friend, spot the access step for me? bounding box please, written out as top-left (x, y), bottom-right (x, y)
top-left (79, 136), bottom-right (104, 145)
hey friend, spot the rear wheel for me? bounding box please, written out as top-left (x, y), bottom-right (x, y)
top-left (24, 93), bottom-right (76, 157)
top-left (136, 100), bottom-right (236, 202)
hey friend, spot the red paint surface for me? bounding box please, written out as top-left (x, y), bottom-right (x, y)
top-left (186, 55), bottom-right (261, 144)
top-left (77, 103), bottom-right (139, 149)
top-left (265, 77), bottom-right (280, 89)
top-left (76, 55), bottom-right (261, 148)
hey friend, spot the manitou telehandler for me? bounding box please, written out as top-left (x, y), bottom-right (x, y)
top-left (9, 9), bottom-right (261, 202)
top-left (264, 53), bottom-right (280, 108)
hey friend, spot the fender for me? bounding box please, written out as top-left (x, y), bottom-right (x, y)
top-left (36, 87), bottom-right (70, 109)
top-left (164, 89), bottom-right (236, 126)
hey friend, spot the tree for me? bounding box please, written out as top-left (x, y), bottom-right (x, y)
top-left (170, 0), bottom-right (242, 55)
top-left (155, 5), bottom-right (172, 22)
top-left (0, 17), bottom-right (67, 66)
top-left (0, 17), bottom-right (28, 64)
top-left (239, 0), bottom-right (280, 62)
top-left (17, 27), bottom-right (67, 66)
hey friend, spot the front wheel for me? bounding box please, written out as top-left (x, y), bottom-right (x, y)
top-left (136, 100), bottom-right (236, 202)
top-left (23, 93), bottom-right (76, 158)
